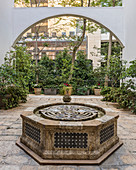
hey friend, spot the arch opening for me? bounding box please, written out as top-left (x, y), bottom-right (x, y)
top-left (10, 12), bottom-right (125, 93)
top-left (13, 14), bottom-right (124, 48)
top-left (13, 13), bottom-right (124, 70)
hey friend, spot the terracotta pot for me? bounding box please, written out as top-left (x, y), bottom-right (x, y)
top-left (34, 88), bottom-right (41, 95)
top-left (94, 89), bottom-right (101, 96)
top-left (63, 86), bottom-right (72, 96)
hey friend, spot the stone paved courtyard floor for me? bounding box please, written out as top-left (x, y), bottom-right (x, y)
top-left (0, 95), bottom-right (136, 170)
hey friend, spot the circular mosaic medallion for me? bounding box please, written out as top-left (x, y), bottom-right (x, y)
top-left (38, 105), bottom-right (99, 121)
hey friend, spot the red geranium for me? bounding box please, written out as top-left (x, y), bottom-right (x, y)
top-left (64, 83), bottom-right (69, 86)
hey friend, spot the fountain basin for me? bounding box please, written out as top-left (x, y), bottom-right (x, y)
top-left (17, 102), bottom-right (122, 164)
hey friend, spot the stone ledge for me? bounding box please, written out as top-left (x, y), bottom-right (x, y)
top-left (16, 138), bottom-right (123, 165)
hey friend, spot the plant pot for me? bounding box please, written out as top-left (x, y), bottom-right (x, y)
top-left (44, 88), bottom-right (57, 95)
top-left (63, 86), bottom-right (72, 96)
top-left (94, 89), bottom-right (101, 96)
top-left (34, 88), bottom-right (41, 95)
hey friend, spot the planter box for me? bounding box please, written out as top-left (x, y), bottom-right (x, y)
top-left (34, 88), bottom-right (41, 95)
top-left (94, 89), bottom-right (101, 96)
top-left (44, 88), bottom-right (57, 95)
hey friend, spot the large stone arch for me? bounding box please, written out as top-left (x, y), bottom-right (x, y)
top-left (1, 0), bottom-right (136, 64)
top-left (12, 7), bottom-right (124, 47)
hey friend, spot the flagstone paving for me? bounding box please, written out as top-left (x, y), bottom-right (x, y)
top-left (0, 95), bottom-right (136, 170)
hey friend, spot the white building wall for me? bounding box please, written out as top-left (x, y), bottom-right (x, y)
top-left (123, 0), bottom-right (136, 62)
top-left (0, 0), bottom-right (13, 64)
top-left (12, 7), bottom-right (124, 47)
top-left (48, 17), bottom-right (76, 37)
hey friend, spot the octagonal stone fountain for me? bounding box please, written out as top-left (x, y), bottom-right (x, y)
top-left (16, 97), bottom-right (122, 165)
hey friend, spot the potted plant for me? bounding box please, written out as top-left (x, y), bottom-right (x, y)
top-left (34, 84), bottom-right (42, 95)
top-left (92, 83), bottom-right (102, 96)
top-left (62, 83), bottom-right (72, 96)
top-left (76, 87), bottom-right (90, 95)
top-left (44, 85), bottom-right (57, 95)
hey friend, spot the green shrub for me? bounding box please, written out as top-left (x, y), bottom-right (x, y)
top-left (101, 80), bottom-right (136, 114)
top-left (0, 46), bottom-right (32, 109)
top-left (2, 86), bottom-right (27, 109)
top-left (101, 86), bottom-right (117, 102)
top-left (76, 87), bottom-right (88, 95)
top-left (100, 86), bottom-right (112, 96)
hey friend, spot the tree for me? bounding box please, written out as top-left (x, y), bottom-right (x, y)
top-left (127, 59), bottom-right (136, 78)
top-left (55, 49), bottom-right (72, 84)
top-left (101, 0), bottom-right (122, 86)
top-left (72, 51), bottom-right (94, 87)
top-left (50, 0), bottom-right (122, 81)
top-left (12, 46), bottom-right (34, 89)
top-left (101, 0), bottom-right (122, 7)
top-left (14, 0), bottom-right (48, 7)
top-left (106, 56), bottom-right (127, 87)
top-left (0, 46), bottom-right (33, 94)
top-left (38, 54), bottom-right (56, 87)
top-left (51, 0), bottom-right (101, 81)
top-left (32, 23), bottom-right (49, 84)
top-left (15, 0), bottom-right (123, 84)
top-left (59, 0), bottom-right (92, 81)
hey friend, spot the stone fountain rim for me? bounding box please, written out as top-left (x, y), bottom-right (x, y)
top-left (33, 102), bottom-right (106, 116)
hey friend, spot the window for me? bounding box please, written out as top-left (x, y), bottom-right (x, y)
top-left (44, 32), bottom-right (49, 37)
top-left (69, 31), bottom-right (75, 37)
top-left (52, 32), bottom-right (56, 38)
top-left (62, 32), bottom-right (66, 37)
top-left (101, 28), bottom-right (108, 34)
top-left (27, 33), bottom-right (32, 38)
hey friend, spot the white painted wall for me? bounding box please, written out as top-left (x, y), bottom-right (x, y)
top-left (12, 7), bottom-right (124, 47)
top-left (123, 0), bottom-right (136, 62)
top-left (0, 0), bottom-right (13, 64)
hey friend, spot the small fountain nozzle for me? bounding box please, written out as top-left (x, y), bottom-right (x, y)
top-left (63, 95), bottom-right (71, 102)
